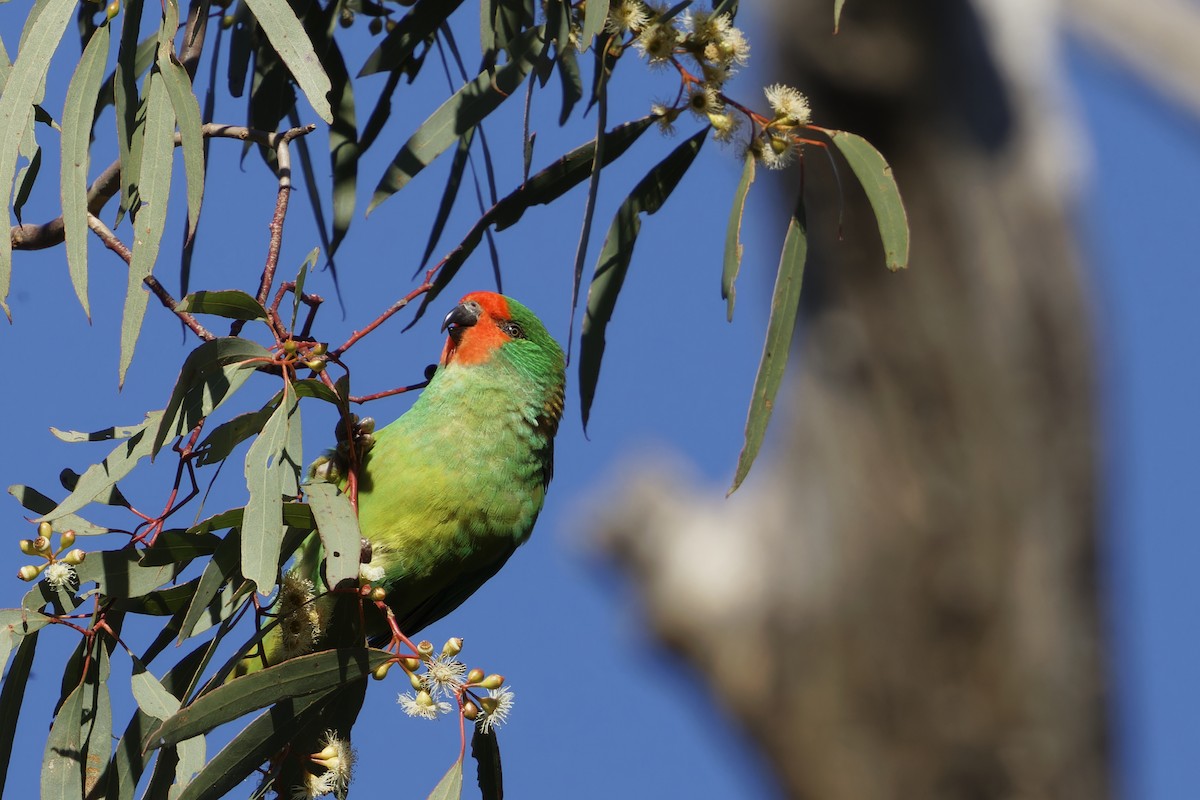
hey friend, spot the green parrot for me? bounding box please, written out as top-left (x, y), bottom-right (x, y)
top-left (238, 290), bottom-right (565, 674)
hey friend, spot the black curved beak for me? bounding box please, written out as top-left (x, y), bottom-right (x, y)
top-left (441, 300), bottom-right (481, 338)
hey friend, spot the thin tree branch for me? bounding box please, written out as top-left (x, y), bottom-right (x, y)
top-left (179, 0), bottom-right (211, 80)
top-left (86, 213), bottom-right (215, 342)
top-left (10, 124), bottom-right (316, 253)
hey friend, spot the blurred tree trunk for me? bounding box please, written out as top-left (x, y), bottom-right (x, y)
top-left (598, 2), bottom-right (1110, 798)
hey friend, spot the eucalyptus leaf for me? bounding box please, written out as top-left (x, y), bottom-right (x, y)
top-left (38, 410), bottom-right (163, 523)
top-left (0, 631), bottom-right (37, 799)
top-left (828, 129), bottom-right (909, 270)
top-left (121, 68), bottom-right (176, 385)
top-left (0, 0), bottom-right (77, 317)
top-left (59, 20), bottom-right (109, 319)
top-left (729, 203), bottom-right (808, 494)
top-left (152, 648), bottom-right (391, 747)
top-left (176, 290), bottom-right (269, 321)
top-left (369, 25), bottom-right (546, 211)
top-left (721, 152), bottom-right (756, 321)
top-left (580, 128), bottom-right (708, 430)
top-left (242, 0), bottom-right (333, 123)
top-left (359, 0), bottom-right (463, 77)
top-left (154, 337), bottom-right (273, 457)
top-left (242, 381), bottom-right (299, 594)
top-left (304, 481), bottom-right (360, 589)
top-left (7, 484), bottom-right (109, 535)
top-left (427, 758), bottom-right (464, 800)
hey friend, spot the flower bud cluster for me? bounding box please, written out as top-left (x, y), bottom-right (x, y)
top-left (391, 637), bottom-right (516, 732)
top-left (17, 522), bottom-right (85, 591)
top-left (297, 729), bottom-right (356, 798)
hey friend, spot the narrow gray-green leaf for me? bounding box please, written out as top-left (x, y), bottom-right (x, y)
top-left (834, 0), bottom-right (846, 33)
top-left (194, 404), bottom-right (278, 468)
top-left (580, 128), bottom-right (708, 430)
top-left (131, 663), bottom-right (182, 720)
top-left (828, 129), bottom-right (909, 270)
top-left (369, 25), bottom-right (546, 212)
top-left (173, 688), bottom-right (336, 800)
top-left (326, 38), bottom-right (357, 258)
top-left (121, 69), bottom-right (175, 386)
top-left (159, 47), bottom-right (205, 243)
top-left (721, 151), bottom-right (755, 322)
top-left (729, 204), bottom-right (808, 494)
top-left (153, 648), bottom-right (391, 747)
top-left (50, 420), bottom-right (147, 442)
top-left (0, 608), bottom-right (50, 673)
top-left (242, 381), bottom-right (298, 594)
top-left (242, 0), bottom-right (333, 122)
top-left (38, 411), bottom-right (164, 523)
top-left (428, 758), bottom-right (464, 800)
top-left (7, 485), bottom-right (109, 535)
top-left (0, 0), bottom-right (77, 317)
top-left (154, 337), bottom-right (273, 456)
top-left (176, 290), bottom-right (269, 321)
top-left (41, 679), bottom-right (85, 799)
top-left (304, 482), bottom-right (361, 590)
top-left (579, 0), bottom-right (609, 51)
top-left (360, 0), bottom-right (465, 77)
top-left (0, 630), bottom-right (37, 799)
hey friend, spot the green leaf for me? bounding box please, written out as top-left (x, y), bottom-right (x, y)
top-left (114, 0), bottom-right (147, 223)
top-left (178, 529), bottom-right (243, 643)
top-left (828, 129), bottom-right (909, 270)
top-left (369, 25), bottom-right (546, 212)
top-left (834, 0), bottom-right (846, 33)
top-left (242, 381), bottom-right (299, 594)
top-left (420, 127), bottom-right (476, 269)
top-left (359, 0), bottom-right (464, 77)
top-left (721, 151), bottom-right (756, 321)
top-left (159, 37), bottom-right (206, 243)
top-left (154, 337), bottom-right (273, 456)
top-left (60, 467), bottom-right (130, 507)
top-left (7, 484), bottom-right (109, 535)
top-left (173, 689), bottom-right (337, 800)
top-left (471, 729), bottom-right (503, 800)
top-left (137, 531), bottom-right (222, 567)
top-left (729, 203), bottom-right (808, 494)
top-left (428, 758), bottom-right (464, 800)
top-left (578, 0), bottom-right (609, 51)
top-left (408, 115), bottom-right (656, 326)
top-left (580, 128), bottom-right (708, 430)
top-left (556, 44), bottom-right (582, 126)
top-left (242, 0), bottom-right (333, 123)
top-left (304, 482), bottom-right (361, 590)
top-left (153, 648), bottom-right (391, 747)
top-left (42, 676), bottom-right (86, 799)
top-left (0, 0), bottom-right (77, 317)
top-left (131, 662), bottom-right (184, 720)
top-left (291, 248), bottom-right (317, 331)
top-left (0, 608), bottom-right (50, 673)
top-left (49, 420), bottom-right (149, 442)
top-left (74, 548), bottom-right (183, 599)
top-left (176, 290), bottom-right (269, 321)
top-left (121, 68), bottom-right (176, 385)
top-left (0, 630), bottom-right (38, 799)
top-left (194, 404), bottom-right (278, 468)
top-left (326, 39), bottom-right (357, 258)
top-left (107, 644), bottom-right (208, 800)
top-left (37, 411), bottom-right (163, 523)
top-left (108, 578), bottom-right (200, 613)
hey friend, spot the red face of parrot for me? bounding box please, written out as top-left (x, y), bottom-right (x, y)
top-left (439, 291), bottom-right (527, 367)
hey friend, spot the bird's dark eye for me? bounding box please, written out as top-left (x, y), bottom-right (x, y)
top-left (499, 320), bottom-right (526, 339)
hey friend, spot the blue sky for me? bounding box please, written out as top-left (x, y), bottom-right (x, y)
top-left (1, 4), bottom-right (1196, 798)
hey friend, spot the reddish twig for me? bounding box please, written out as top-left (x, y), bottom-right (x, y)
top-left (330, 280), bottom-right (433, 358)
top-left (86, 213), bottom-right (216, 342)
top-left (349, 380), bottom-right (430, 404)
top-left (232, 124), bottom-right (316, 338)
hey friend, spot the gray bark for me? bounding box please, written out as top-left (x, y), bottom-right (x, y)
top-left (597, 2), bottom-right (1110, 798)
